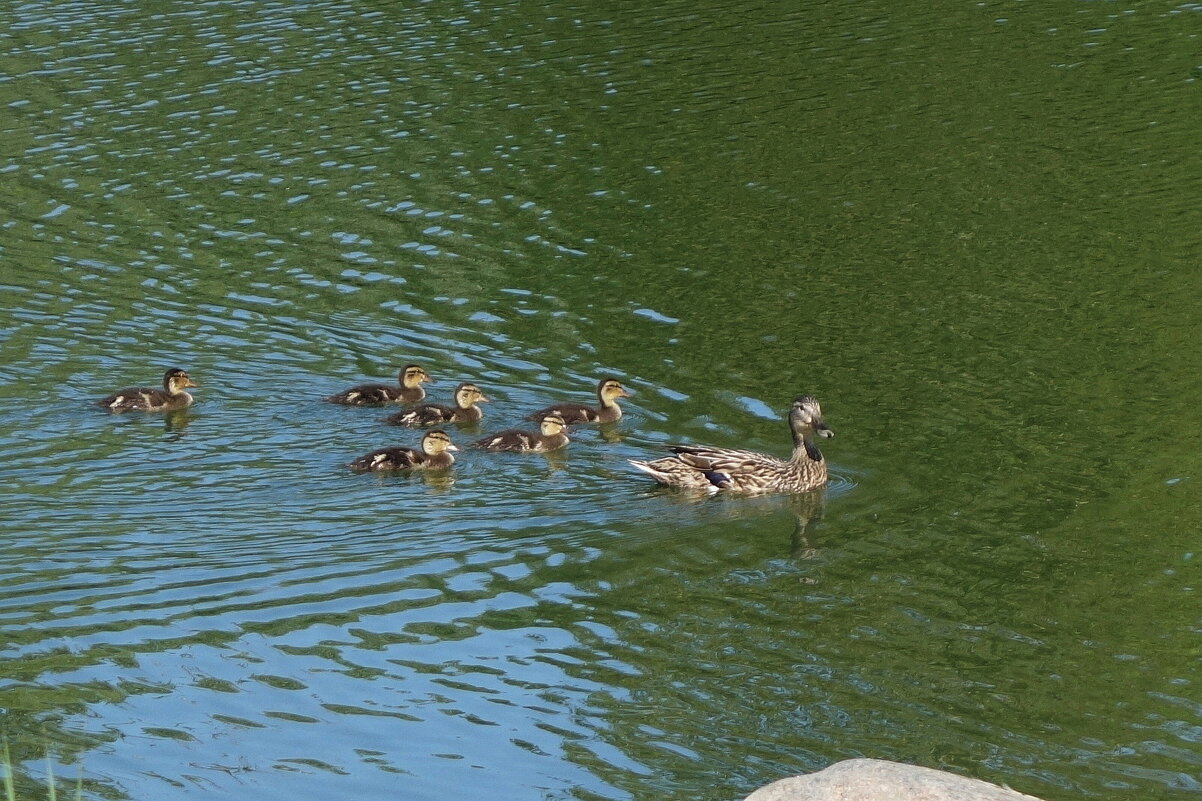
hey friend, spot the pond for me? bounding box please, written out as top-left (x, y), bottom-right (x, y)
top-left (2, 0), bottom-right (1201, 799)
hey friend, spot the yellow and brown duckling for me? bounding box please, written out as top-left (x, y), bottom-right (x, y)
top-left (629, 395), bottom-right (834, 494)
top-left (97, 368), bottom-right (198, 412)
top-left (325, 363), bottom-right (433, 405)
top-left (524, 377), bottom-right (631, 424)
top-left (472, 413), bottom-right (569, 452)
top-left (347, 429), bottom-right (458, 472)
top-left (384, 382), bottom-right (490, 427)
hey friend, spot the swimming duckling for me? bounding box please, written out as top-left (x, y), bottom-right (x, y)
top-left (384, 382), bottom-right (490, 427)
top-left (347, 429), bottom-right (458, 472)
top-left (524, 377), bottom-right (631, 424)
top-left (325, 364), bottom-right (433, 405)
top-left (629, 395), bottom-right (834, 494)
top-left (472, 413), bottom-right (569, 452)
top-left (97, 368), bottom-right (198, 412)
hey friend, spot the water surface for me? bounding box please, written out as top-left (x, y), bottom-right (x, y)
top-left (2, 0), bottom-right (1202, 799)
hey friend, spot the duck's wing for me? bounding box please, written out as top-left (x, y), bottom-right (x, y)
top-left (348, 446), bottom-right (424, 471)
top-left (326, 383), bottom-right (396, 405)
top-left (524, 403), bottom-right (596, 424)
top-left (628, 456), bottom-right (716, 490)
top-left (98, 386), bottom-right (168, 411)
top-left (385, 403), bottom-right (454, 426)
top-left (670, 445), bottom-right (786, 474)
top-left (671, 446), bottom-right (799, 493)
top-left (472, 428), bottom-right (537, 451)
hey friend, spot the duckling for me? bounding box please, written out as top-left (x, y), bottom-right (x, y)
top-left (524, 377), bottom-right (631, 424)
top-left (629, 395), bottom-right (834, 494)
top-left (472, 413), bottom-right (569, 452)
top-left (325, 364), bottom-right (433, 405)
top-left (97, 368), bottom-right (198, 412)
top-left (384, 382), bottom-right (490, 427)
top-left (348, 429), bottom-right (458, 472)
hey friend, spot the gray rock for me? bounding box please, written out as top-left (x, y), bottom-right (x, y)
top-left (744, 758), bottom-right (1045, 801)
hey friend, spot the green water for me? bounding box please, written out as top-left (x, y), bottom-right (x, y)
top-left (2, 0), bottom-right (1201, 799)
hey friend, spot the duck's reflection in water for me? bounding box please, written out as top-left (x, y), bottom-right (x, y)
top-left (636, 485), bottom-right (828, 559)
top-left (162, 409), bottom-right (191, 440)
top-left (784, 490), bottom-right (825, 561)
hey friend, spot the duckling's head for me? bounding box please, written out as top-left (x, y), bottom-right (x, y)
top-left (539, 413), bottom-right (568, 436)
top-left (790, 395), bottom-right (833, 438)
top-left (454, 382), bottom-right (490, 407)
top-left (164, 368), bottom-right (198, 395)
top-left (400, 364), bottom-right (434, 388)
top-left (421, 429), bottom-right (458, 455)
top-left (598, 378), bottom-right (632, 401)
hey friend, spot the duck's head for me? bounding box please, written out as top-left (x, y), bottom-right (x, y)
top-left (454, 382), bottom-right (490, 408)
top-left (164, 368), bottom-right (198, 395)
top-left (539, 413), bottom-right (568, 436)
top-left (597, 377), bottom-right (632, 402)
top-left (790, 395), bottom-right (833, 438)
top-left (421, 429), bottom-right (458, 455)
top-left (400, 364), bottom-right (434, 388)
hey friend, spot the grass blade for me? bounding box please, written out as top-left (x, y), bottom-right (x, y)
top-left (2, 739), bottom-right (15, 801)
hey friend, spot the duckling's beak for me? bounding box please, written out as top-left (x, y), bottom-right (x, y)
top-left (814, 421), bottom-right (834, 438)
top-left (618, 387), bottom-right (632, 397)
top-left (477, 394), bottom-right (491, 403)
top-left (185, 378), bottom-right (199, 388)
top-left (446, 444), bottom-right (460, 451)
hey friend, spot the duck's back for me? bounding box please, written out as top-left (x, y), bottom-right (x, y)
top-left (98, 386), bottom-right (186, 411)
top-left (473, 428), bottom-right (567, 452)
top-left (386, 403), bottom-right (451, 426)
top-left (348, 446), bottom-right (425, 471)
top-left (525, 403), bottom-right (599, 424)
top-left (387, 402), bottom-right (480, 426)
top-left (327, 383), bottom-right (415, 405)
top-left (473, 428), bottom-right (535, 451)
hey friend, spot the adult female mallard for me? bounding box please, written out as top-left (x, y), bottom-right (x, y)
top-left (472, 413), bottom-right (569, 452)
top-left (97, 368), bottom-right (198, 412)
top-left (325, 364), bottom-right (433, 405)
top-left (384, 382), bottom-right (490, 426)
top-left (524, 377), bottom-right (631, 424)
top-left (347, 429), bottom-right (458, 472)
top-left (629, 395), bottom-right (834, 494)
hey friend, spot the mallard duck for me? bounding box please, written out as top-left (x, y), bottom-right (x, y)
top-left (472, 413), bottom-right (569, 452)
top-left (384, 382), bottom-right (490, 426)
top-left (325, 364), bottom-right (433, 405)
top-left (629, 395), bottom-right (834, 494)
top-left (347, 429), bottom-right (458, 471)
top-left (524, 377), bottom-right (631, 424)
top-left (97, 368), bottom-right (198, 412)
